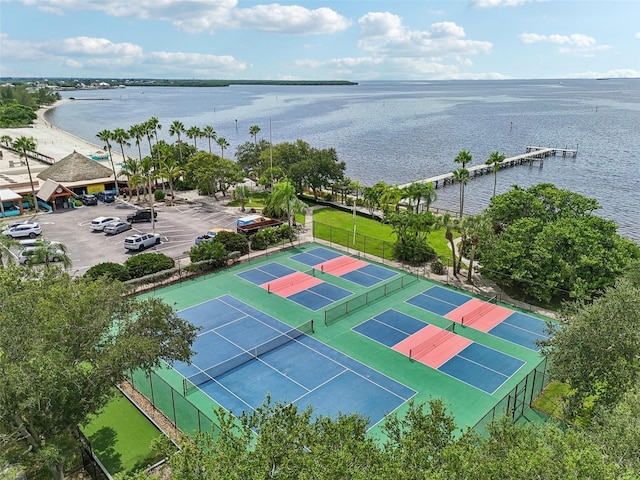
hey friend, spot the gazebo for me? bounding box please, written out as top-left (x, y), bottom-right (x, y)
top-left (0, 188), bottom-right (24, 217)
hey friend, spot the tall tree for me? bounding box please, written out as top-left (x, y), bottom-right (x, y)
top-left (186, 125), bottom-right (203, 150)
top-left (266, 180), bottom-right (307, 242)
top-left (249, 124), bottom-right (261, 145)
top-left (128, 123), bottom-right (146, 161)
top-left (544, 266), bottom-right (640, 417)
top-left (111, 128), bottom-right (131, 196)
top-left (486, 150), bottom-right (505, 197)
top-left (159, 158), bottom-right (183, 205)
top-left (169, 120), bottom-right (185, 163)
top-left (96, 129), bottom-right (118, 195)
top-left (202, 125), bottom-right (216, 153)
top-left (12, 136), bottom-right (39, 213)
top-left (143, 116), bottom-right (162, 167)
top-left (0, 268), bottom-right (197, 480)
top-left (216, 136), bottom-right (230, 159)
top-left (452, 168), bottom-right (469, 218)
top-left (437, 212), bottom-right (459, 276)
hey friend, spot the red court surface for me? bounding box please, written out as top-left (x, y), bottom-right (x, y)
top-left (262, 272), bottom-right (323, 297)
top-left (316, 256), bottom-right (369, 276)
top-left (393, 325), bottom-right (473, 369)
top-left (445, 298), bottom-right (513, 332)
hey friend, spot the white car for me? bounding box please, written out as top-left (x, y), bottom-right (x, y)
top-left (18, 242), bottom-right (66, 265)
top-left (2, 222), bottom-right (42, 239)
top-left (90, 216), bottom-right (120, 231)
top-left (124, 233), bottom-right (161, 251)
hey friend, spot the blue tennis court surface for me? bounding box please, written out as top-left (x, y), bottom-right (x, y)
top-left (353, 309), bottom-right (526, 394)
top-left (174, 296), bottom-right (415, 427)
top-left (489, 312), bottom-right (552, 351)
top-left (287, 283), bottom-right (352, 311)
top-left (236, 262), bottom-right (298, 285)
top-left (341, 263), bottom-right (398, 287)
top-left (439, 344), bottom-right (525, 394)
top-left (290, 247), bottom-right (342, 266)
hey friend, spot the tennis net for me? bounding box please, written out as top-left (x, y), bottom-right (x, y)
top-left (409, 328), bottom-right (454, 361)
top-left (462, 295), bottom-right (498, 326)
top-left (184, 319), bottom-right (314, 394)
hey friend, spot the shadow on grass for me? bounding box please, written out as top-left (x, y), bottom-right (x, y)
top-left (87, 426), bottom-right (122, 475)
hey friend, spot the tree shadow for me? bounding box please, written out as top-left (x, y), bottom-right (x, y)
top-left (87, 426), bottom-right (123, 475)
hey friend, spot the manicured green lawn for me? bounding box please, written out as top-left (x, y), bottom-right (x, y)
top-left (81, 390), bottom-right (169, 476)
top-left (312, 207), bottom-right (453, 261)
top-left (532, 381), bottom-right (570, 419)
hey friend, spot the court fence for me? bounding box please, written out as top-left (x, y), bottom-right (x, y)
top-left (313, 221), bottom-right (396, 263)
top-left (324, 273), bottom-right (419, 325)
top-left (472, 356), bottom-right (551, 436)
top-left (126, 368), bottom-right (217, 437)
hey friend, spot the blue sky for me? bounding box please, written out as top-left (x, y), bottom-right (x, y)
top-left (1, 0), bottom-right (639, 80)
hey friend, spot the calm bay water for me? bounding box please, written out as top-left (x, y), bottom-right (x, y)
top-left (46, 80), bottom-right (640, 242)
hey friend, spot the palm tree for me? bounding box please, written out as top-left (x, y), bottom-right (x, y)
top-left (128, 123), bottom-right (146, 161)
top-left (217, 137), bottom-right (230, 159)
top-left (97, 129), bottom-right (118, 196)
top-left (186, 126), bottom-right (203, 150)
top-left (0, 234), bottom-right (19, 267)
top-left (12, 136), bottom-right (39, 213)
top-left (159, 158), bottom-right (183, 205)
top-left (267, 180), bottom-right (307, 243)
top-left (27, 240), bottom-right (71, 269)
top-left (1, 134), bottom-right (12, 147)
top-left (144, 117), bottom-right (162, 163)
top-left (233, 185), bottom-right (251, 212)
top-left (437, 212), bottom-right (459, 277)
top-left (454, 149), bottom-right (472, 169)
top-left (169, 120), bottom-right (185, 162)
top-left (453, 168), bottom-right (470, 218)
top-left (111, 128), bottom-right (131, 196)
top-left (139, 157), bottom-right (155, 206)
top-left (119, 158), bottom-right (140, 199)
top-left (403, 181), bottom-right (437, 213)
top-left (486, 151), bottom-right (505, 197)
top-left (459, 214), bottom-right (488, 284)
top-left (249, 125), bottom-right (261, 145)
top-left (202, 125), bottom-right (216, 153)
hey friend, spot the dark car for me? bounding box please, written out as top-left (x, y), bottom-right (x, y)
top-left (97, 191), bottom-right (115, 203)
top-left (79, 194), bottom-right (98, 206)
top-left (127, 209), bottom-right (157, 223)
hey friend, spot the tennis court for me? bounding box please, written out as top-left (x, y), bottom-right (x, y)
top-left (137, 242), bottom-right (552, 438)
top-left (353, 309), bottom-right (525, 394)
top-left (237, 262), bottom-right (352, 310)
top-left (407, 286), bottom-right (551, 351)
top-left (172, 295), bottom-right (416, 428)
top-left (291, 247), bottom-right (398, 287)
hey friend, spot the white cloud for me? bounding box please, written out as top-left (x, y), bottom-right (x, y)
top-left (19, 0), bottom-right (349, 35)
top-left (227, 4), bottom-right (350, 34)
top-left (519, 32), bottom-right (609, 55)
top-left (358, 13), bottom-right (492, 57)
top-left (45, 37), bottom-right (144, 57)
top-left (635, 32), bottom-right (640, 40)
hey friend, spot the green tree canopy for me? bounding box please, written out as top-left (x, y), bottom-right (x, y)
top-left (478, 184), bottom-right (639, 302)
top-left (0, 267), bottom-right (197, 480)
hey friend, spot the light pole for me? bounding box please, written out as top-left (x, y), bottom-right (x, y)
top-left (148, 173), bottom-right (155, 233)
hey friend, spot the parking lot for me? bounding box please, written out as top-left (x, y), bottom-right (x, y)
top-left (8, 198), bottom-right (242, 275)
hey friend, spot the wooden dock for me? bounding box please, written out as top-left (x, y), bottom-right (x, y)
top-left (399, 146), bottom-right (578, 189)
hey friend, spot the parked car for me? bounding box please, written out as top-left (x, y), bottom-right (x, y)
top-left (18, 241), bottom-right (66, 265)
top-left (126, 209), bottom-right (157, 223)
top-left (78, 193), bottom-right (98, 206)
top-left (97, 191), bottom-right (115, 203)
top-left (124, 233), bottom-right (161, 251)
top-left (90, 216), bottom-right (120, 231)
top-left (195, 227), bottom-right (233, 245)
top-left (2, 222), bottom-right (42, 239)
top-left (103, 221), bottom-right (132, 235)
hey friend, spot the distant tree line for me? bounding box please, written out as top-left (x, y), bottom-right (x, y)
top-left (0, 84), bottom-right (60, 127)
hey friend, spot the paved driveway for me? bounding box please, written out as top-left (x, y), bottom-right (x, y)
top-left (10, 198), bottom-right (242, 275)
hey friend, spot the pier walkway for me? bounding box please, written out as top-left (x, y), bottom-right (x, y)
top-left (400, 146), bottom-right (577, 189)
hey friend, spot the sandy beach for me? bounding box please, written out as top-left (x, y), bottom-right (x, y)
top-left (0, 100), bottom-right (123, 184)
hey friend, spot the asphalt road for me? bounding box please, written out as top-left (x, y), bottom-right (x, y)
top-left (10, 199), bottom-right (241, 275)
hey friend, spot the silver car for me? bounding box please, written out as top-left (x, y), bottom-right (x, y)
top-left (2, 222), bottom-right (42, 239)
top-left (103, 221), bottom-right (132, 235)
